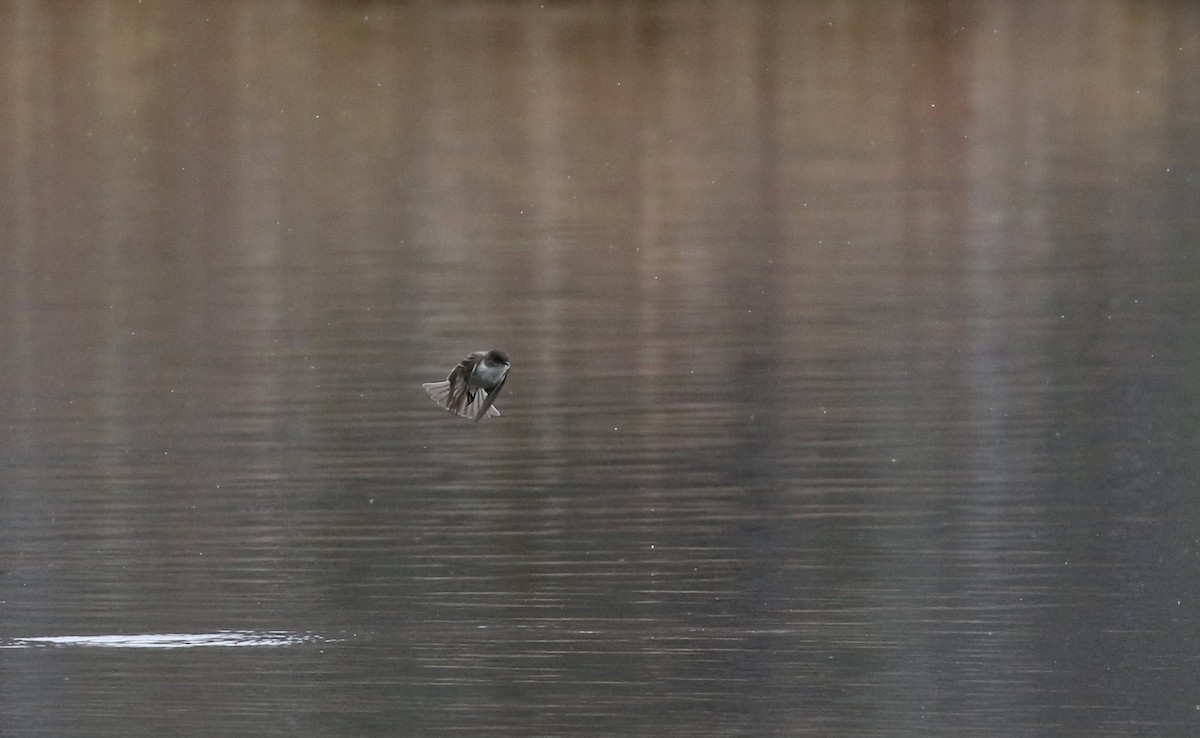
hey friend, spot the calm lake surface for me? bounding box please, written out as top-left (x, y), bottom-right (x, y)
top-left (2, 1), bottom-right (1199, 736)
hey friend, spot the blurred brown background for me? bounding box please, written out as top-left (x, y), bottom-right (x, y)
top-left (2, 2), bottom-right (1198, 736)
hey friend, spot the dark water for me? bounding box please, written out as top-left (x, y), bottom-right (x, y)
top-left (2, 1), bottom-right (1199, 736)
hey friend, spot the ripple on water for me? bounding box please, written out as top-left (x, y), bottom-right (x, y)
top-left (0, 631), bottom-right (338, 649)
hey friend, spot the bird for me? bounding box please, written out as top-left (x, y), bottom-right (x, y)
top-left (422, 350), bottom-right (510, 420)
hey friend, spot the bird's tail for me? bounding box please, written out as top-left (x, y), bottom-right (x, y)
top-left (422, 381), bottom-right (452, 408)
top-left (422, 381), bottom-right (500, 419)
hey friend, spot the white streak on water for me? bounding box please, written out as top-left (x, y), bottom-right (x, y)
top-left (0, 631), bottom-right (338, 649)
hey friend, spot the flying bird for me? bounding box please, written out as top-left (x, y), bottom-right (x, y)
top-left (422, 349), bottom-right (510, 421)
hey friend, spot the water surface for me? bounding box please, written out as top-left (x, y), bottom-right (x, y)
top-left (2, 1), bottom-right (1199, 736)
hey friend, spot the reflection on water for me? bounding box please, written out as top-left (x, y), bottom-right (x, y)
top-left (1, 1), bottom-right (1199, 736)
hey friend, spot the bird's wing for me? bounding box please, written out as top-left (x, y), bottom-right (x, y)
top-left (473, 372), bottom-right (506, 421)
top-left (456, 352), bottom-right (485, 376)
top-left (445, 359), bottom-right (476, 417)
